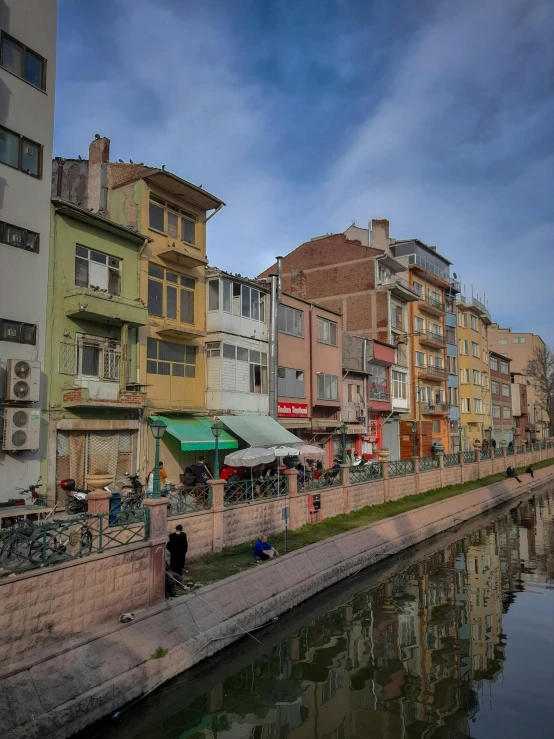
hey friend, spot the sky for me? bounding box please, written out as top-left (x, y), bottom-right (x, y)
top-left (55, 0), bottom-right (554, 344)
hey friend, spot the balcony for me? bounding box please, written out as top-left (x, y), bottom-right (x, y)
top-left (62, 385), bottom-right (147, 409)
top-left (418, 365), bottom-right (448, 381)
top-left (369, 387), bottom-right (390, 402)
top-left (418, 330), bottom-right (446, 348)
top-left (64, 288), bottom-right (148, 327)
top-left (150, 316), bottom-right (206, 340)
top-left (406, 254), bottom-right (451, 287)
top-left (418, 295), bottom-right (445, 316)
top-left (378, 274), bottom-right (420, 302)
top-left (158, 243), bottom-right (208, 269)
top-left (457, 296), bottom-right (492, 325)
top-left (421, 402), bottom-right (449, 415)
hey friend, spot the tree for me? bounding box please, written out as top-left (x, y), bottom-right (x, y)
top-left (525, 345), bottom-right (554, 433)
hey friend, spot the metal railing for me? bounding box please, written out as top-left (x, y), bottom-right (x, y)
top-left (349, 464), bottom-right (383, 484)
top-left (164, 485), bottom-right (212, 516)
top-left (419, 456), bottom-right (440, 471)
top-left (506, 446), bottom-right (514, 456)
top-left (0, 509), bottom-right (148, 576)
top-left (388, 460), bottom-right (415, 477)
top-left (421, 402), bottom-right (449, 414)
top-left (419, 330), bottom-right (446, 346)
top-left (379, 273), bottom-right (420, 297)
top-left (419, 365), bottom-right (448, 380)
top-left (480, 449), bottom-right (491, 460)
top-left (406, 253), bottom-right (450, 282)
top-left (298, 469), bottom-right (343, 493)
top-left (494, 448), bottom-right (504, 458)
top-left (443, 453), bottom-right (459, 467)
top-left (420, 295), bottom-right (445, 312)
top-left (224, 476), bottom-right (288, 506)
top-left (463, 451), bottom-right (476, 463)
top-left (515, 445), bottom-right (525, 454)
top-left (369, 387), bottom-right (389, 401)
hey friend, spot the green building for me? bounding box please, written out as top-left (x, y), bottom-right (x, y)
top-left (43, 199), bottom-right (149, 502)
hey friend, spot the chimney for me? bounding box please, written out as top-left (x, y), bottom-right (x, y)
top-left (370, 219), bottom-right (390, 252)
top-left (87, 135), bottom-right (111, 213)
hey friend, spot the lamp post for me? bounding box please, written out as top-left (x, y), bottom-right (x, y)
top-left (458, 422), bottom-right (463, 452)
top-left (211, 421), bottom-right (222, 479)
top-left (149, 418), bottom-right (167, 499)
top-left (340, 423), bottom-right (348, 465)
top-left (411, 423), bottom-right (418, 457)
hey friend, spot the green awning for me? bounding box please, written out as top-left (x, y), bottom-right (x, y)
top-left (218, 415), bottom-right (302, 448)
top-left (152, 416), bottom-right (238, 451)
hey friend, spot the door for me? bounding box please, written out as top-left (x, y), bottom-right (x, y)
top-left (382, 419), bottom-right (400, 461)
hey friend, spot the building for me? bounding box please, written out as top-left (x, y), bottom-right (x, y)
top-left (389, 239), bottom-right (453, 456)
top-left (456, 296), bottom-right (493, 449)
top-left (488, 325), bottom-right (550, 441)
top-left (0, 0), bottom-right (57, 499)
top-left (489, 351), bottom-right (513, 447)
top-left (53, 135), bottom-right (226, 483)
top-left (44, 201), bottom-right (149, 501)
top-left (259, 219), bottom-right (418, 460)
top-left (511, 372), bottom-right (529, 446)
top-left (445, 279), bottom-right (461, 451)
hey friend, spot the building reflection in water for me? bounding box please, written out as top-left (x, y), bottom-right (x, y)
top-left (113, 492), bottom-right (554, 739)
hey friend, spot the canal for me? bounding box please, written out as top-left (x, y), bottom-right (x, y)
top-left (81, 488), bottom-right (554, 739)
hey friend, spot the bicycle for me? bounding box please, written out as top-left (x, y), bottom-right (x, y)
top-left (0, 519), bottom-right (36, 572)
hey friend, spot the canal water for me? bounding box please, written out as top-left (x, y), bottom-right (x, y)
top-left (83, 489), bottom-right (554, 739)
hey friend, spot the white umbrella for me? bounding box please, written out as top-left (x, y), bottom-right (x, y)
top-left (298, 444), bottom-right (325, 458)
top-left (271, 446), bottom-right (301, 457)
top-left (224, 447), bottom-right (276, 467)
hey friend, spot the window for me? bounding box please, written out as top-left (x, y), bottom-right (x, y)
top-left (458, 311), bottom-right (468, 328)
top-left (146, 338), bottom-right (196, 377)
top-left (392, 370), bottom-right (407, 399)
top-left (473, 398), bottom-right (482, 414)
top-left (498, 338), bottom-right (508, 345)
top-left (415, 351), bottom-right (425, 367)
top-left (490, 355), bottom-right (498, 371)
top-left (412, 281), bottom-right (422, 296)
top-left (472, 369), bottom-right (480, 385)
top-left (0, 220), bottom-right (39, 253)
top-left (0, 32), bottom-right (46, 89)
top-left (208, 279), bottom-right (219, 311)
top-left (502, 383), bottom-right (510, 397)
top-left (492, 405), bottom-right (501, 418)
top-left (220, 279), bottom-right (265, 321)
top-left (471, 342), bottom-right (479, 358)
top-left (317, 317), bottom-right (337, 345)
top-left (446, 326), bottom-right (456, 344)
top-left (317, 373), bottom-right (339, 401)
top-left (278, 305), bottom-right (303, 337)
top-left (462, 397), bottom-right (471, 413)
top-left (0, 125), bottom-right (42, 177)
top-left (391, 304), bottom-right (404, 330)
top-left (483, 351), bottom-right (489, 365)
top-left (278, 367), bottom-right (304, 398)
top-left (459, 339), bottom-right (468, 355)
top-left (414, 316), bottom-right (424, 332)
top-left (491, 380), bottom-right (499, 395)
top-left (147, 264), bottom-right (195, 323)
top-left (446, 355), bottom-right (457, 373)
top-left (0, 318), bottom-right (36, 344)
top-left (75, 245), bottom-right (121, 295)
top-left (432, 420), bottom-right (440, 433)
top-left (368, 364), bottom-right (388, 400)
top-left (513, 337), bottom-right (526, 344)
top-left (502, 406), bottom-right (511, 419)
top-left (148, 195), bottom-right (197, 245)
top-left (501, 361), bottom-right (509, 374)
top-left (348, 384), bottom-right (362, 402)
top-left (448, 386), bottom-right (458, 405)
top-left (206, 341), bottom-right (221, 357)
top-left (77, 335), bottom-right (120, 380)
top-left (470, 314), bottom-right (478, 330)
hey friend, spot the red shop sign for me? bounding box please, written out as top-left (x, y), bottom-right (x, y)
top-left (278, 402), bottom-right (309, 418)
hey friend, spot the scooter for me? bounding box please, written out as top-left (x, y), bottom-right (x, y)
top-left (60, 479), bottom-right (89, 515)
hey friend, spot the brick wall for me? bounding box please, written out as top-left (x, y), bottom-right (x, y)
top-left (389, 476), bottom-right (417, 501)
top-left (168, 510), bottom-right (214, 560)
top-left (419, 469), bottom-right (442, 493)
top-left (349, 480), bottom-right (385, 510)
top-left (444, 467), bottom-right (462, 486)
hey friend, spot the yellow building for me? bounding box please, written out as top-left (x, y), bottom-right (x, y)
top-left (457, 296), bottom-right (492, 449)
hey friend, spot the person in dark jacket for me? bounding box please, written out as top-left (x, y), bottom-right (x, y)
top-left (506, 467), bottom-right (522, 483)
top-left (526, 465), bottom-right (534, 478)
top-left (194, 457), bottom-right (211, 485)
top-left (167, 524), bottom-right (188, 575)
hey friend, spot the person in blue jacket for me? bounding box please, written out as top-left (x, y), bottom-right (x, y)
top-left (253, 534), bottom-right (279, 561)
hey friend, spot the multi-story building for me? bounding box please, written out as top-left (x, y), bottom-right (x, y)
top-left (53, 136), bottom-right (226, 483)
top-left (44, 200), bottom-right (149, 501)
top-left (489, 351), bottom-right (513, 446)
top-left (389, 239), bottom-right (453, 455)
top-left (488, 325), bottom-right (550, 440)
top-left (511, 372), bottom-right (529, 446)
top-left (456, 296), bottom-right (492, 449)
top-left (259, 219), bottom-right (418, 460)
top-left (445, 278), bottom-right (461, 450)
top-left (0, 0), bottom-right (57, 499)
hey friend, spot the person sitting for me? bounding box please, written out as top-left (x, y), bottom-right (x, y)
top-left (526, 465), bottom-right (534, 478)
top-left (253, 534), bottom-right (279, 561)
top-left (194, 456), bottom-right (211, 486)
top-left (182, 466), bottom-right (196, 486)
top-left (506, 466), bottom-right (522, 483)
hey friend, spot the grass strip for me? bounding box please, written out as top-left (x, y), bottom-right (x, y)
top-left (185, 458), bottom-right (554, 586)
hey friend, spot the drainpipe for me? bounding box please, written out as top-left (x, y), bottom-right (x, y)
top-left (268, 274), bottom-right (279, 419)
top-left (56, 158), bottom-right (64, 197)
top-left (276, 256), bottom-right (283, 302)
top-left (362, 339), bottom-right (368, 435)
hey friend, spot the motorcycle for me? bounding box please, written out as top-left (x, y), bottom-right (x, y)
top-left (60, 479), bottom-right (89, 515)
top-left (119, 472), bottom-right (145, 511)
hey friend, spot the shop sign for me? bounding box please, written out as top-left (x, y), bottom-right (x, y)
top-left (278, 402), bottom-right (309, 418)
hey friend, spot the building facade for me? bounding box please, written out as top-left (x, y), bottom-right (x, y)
top-left (44, 201), bottom-right (148, 501)
top-left (489, 351), bottom-right (513, 446)
top-left (488, 325), bottom-right (550, 440)
top-left (0, 0), bottom-right (57, 499)
top-left (445, 279), bottom-right (461, 450)
top-left (511, 372), bottom-right (529, 447)
top-left (456, 296), bottom-right (492, 449)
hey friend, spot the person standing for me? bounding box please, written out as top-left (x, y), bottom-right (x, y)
top-left (194, 456), bottom-right (212, 486)
top-left (167, 524), bottom-right (188, 575)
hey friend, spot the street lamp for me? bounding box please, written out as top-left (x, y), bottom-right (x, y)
top-left (211, 421), bottom-right (223, 479)
top-left (339, 423), bottom-right (348, 465)
top-left (411, 423), bottom-right (418, 457)
top-left (149, 418), bottom-right (167, 499)
top-left (458, 422), bottom-right (463, 452)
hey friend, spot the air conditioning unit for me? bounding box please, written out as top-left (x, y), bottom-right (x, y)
top-left (2, 408), bottom-right (40, 451)
top-left (6, 359), bottom-right (40, 402)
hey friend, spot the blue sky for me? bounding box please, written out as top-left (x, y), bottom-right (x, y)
top-left (56, 0), bottom-right (554, 343)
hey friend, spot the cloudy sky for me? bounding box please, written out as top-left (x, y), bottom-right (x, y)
top-left (56, 0), bottom-right (554, 343)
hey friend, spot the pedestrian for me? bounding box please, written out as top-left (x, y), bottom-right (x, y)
top-left (253, 534), bottom-right (279, 561)
top-left (194, 456), bottom-right (211, 485)
top-left (167, 524), bottom-right (188, 575)
top-left (506, 466), bottom-right (522, 483)
top-left (526, 465), bottom-right (534, 478)
top-left (508, 441), bottom-right (514, 452)
top-left (159, 461), bottom-right (168, 486)
top-left (491, 439), bottom-right (496, 449)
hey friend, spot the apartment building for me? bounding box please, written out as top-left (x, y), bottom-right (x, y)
top-left (511, 372), bottom-right (529, 446)
top-left (259, 219), bottom-right (417, 460)
top-left (389, 239), bottom-right (453, 456)
top-left (489, 351), bottom-right (513, 446)
top-left (457, 296), bottom-right (492, 449)
top-left (445, 279), bottom-right (461, 450)
top-left (53, 136), bottom-right (225, 483)
top-left (488, 325), bottom-right (550, 440)
top-left (0, 0), bottom-right (57, 499)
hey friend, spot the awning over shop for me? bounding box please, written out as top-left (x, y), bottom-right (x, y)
top-left (279, 419), bottom-right (312, 429)
top-left (218, 415), bottom-right (302, 448)
top-left (152, 416), bottom-right (238, 451)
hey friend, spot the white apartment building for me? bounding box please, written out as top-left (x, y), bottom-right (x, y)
top-left (0, 1), bottom-right (57, 498)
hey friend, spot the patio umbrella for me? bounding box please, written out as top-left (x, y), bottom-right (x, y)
top-left (224, 447), bottom-right (276, 467)
top-left (298, 444), bottom-right (325, 458)
top-left (271, 445), bottom-right (301, 458)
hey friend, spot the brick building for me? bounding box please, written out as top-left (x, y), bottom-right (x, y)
top-left (489, 351), bottom-right (513, 446)
top-left (511, 372), bottom-right (529, 446)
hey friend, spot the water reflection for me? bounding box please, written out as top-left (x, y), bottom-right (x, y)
top-left (88, 491), bottom-right (554, 739)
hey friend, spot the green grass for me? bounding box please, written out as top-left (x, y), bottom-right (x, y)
top-left (185, 457), bottom-right (554, 586)
top-left (150, 647), bottom-right (169, 660)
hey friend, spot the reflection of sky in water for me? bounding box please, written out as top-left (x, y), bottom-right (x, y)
top-left (80, 491), bottom-right (554, 739)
